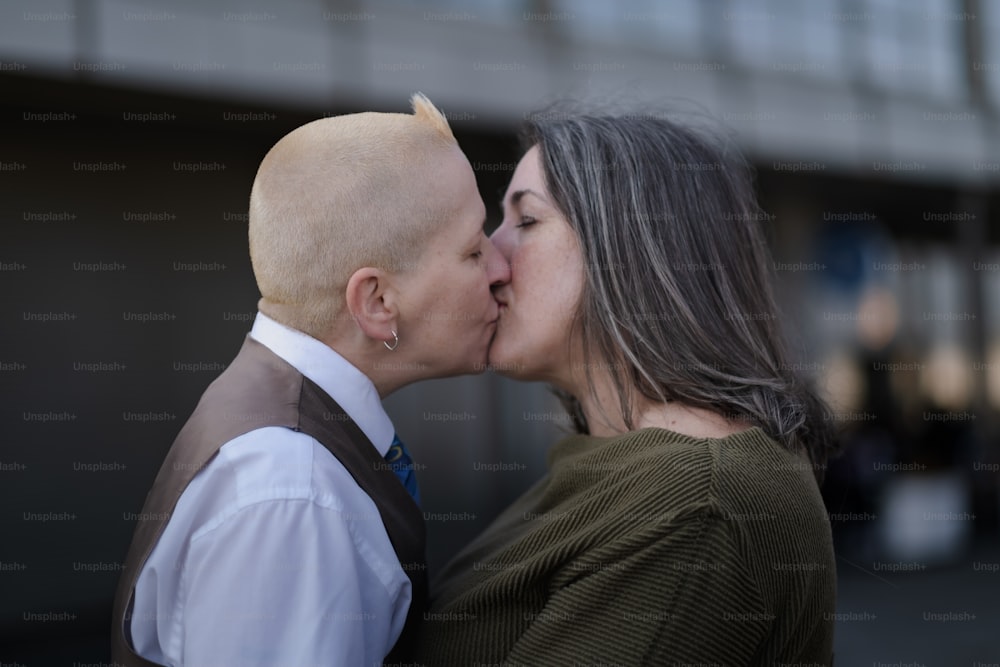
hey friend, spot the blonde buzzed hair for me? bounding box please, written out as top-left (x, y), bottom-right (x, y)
top-left (411, 92), bottom-right (454, 140)
top-left (248, 93), bottom-right (459, 337)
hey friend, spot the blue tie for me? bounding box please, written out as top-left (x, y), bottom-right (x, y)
top-left (385, 433), bottom-right (420, 506)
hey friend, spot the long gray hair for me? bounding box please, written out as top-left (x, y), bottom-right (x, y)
top-left (522, 111), bottom-right (837, 479)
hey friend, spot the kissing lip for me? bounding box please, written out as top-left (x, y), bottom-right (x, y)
top-left (492, 295), bottom-right (508, 321)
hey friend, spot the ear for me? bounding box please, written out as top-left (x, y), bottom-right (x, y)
top-left (345, 267), bottom-right (398, 345)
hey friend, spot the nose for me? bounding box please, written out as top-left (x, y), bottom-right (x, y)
top-left (483, 235), bottom-right (510, 287)
top-left (489, 223), bottom-right (514, 261)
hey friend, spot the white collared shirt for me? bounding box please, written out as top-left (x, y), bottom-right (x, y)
top-left (130, 312), bottom-right (411, 666)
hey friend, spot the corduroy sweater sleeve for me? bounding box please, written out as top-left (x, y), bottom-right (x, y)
top-left (505, 506), bottom-right (771, 667)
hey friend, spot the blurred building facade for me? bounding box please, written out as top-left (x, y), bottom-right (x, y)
top-left (2, 0), bottom-right (999, 663)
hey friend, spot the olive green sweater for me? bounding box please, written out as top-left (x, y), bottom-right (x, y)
top-left (416, 427), bottom-right (836, 666)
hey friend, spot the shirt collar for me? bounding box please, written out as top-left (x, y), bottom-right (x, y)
top-left (248, 312), bottom-right (394, 457)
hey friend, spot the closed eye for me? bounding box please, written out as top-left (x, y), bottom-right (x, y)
top-left (516, 216), bottom-right (537, 228)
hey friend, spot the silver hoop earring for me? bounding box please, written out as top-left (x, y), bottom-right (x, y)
top-left (384, 330), bottom-right (398, 351)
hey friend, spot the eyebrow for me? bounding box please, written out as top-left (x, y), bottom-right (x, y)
top-left (501, 188), bottom-right (548, 208)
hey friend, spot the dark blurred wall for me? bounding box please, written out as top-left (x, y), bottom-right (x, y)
top-left (2, 76), bottom-right (285, 658)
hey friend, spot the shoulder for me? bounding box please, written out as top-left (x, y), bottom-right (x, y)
top-left (550, 428), bottom-right (719, 501)
top-left (711, 428), bottom-right (828, 521)
top-left (709, 430), bottom-right (836, 617)
top-left (149, 425), bottom-right (406, 588)
top-left (632, 428), bottom-right (836, 612)
top-left (138, 423), bottom-right (407, 596)
top-left (542, 430), bottom-right (721, 536)
top-left (133, 428), bottom-right (410, 666)
top-left (171, 426), bottom-right (386, 535)
top-left (550, 427), bottom-right (829, 540)
top-left (602, 426), bottom-right (825, 512)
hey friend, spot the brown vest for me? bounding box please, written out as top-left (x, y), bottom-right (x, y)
top-left (111, 337), bottom-right (427, 665)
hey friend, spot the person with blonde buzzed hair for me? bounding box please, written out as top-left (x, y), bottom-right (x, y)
top-left (112, 93), bottom-right (509, 667)
top-left (249, 93), bottom-right (461, 340)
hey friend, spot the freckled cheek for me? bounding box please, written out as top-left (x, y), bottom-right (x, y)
top-left (509, 245), bottom-right (544, 289)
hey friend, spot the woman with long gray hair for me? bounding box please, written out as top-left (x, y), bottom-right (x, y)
top-left (416, 111), bottom-right (839, 666)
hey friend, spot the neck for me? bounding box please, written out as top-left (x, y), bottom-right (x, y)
top-left (570, 368), bottom-right (749, 440)
top-left (318, 333), bottom-right (416, 399)
top-left (570, 371), bottom-right (629, 437)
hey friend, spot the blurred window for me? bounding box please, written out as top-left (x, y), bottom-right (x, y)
top-left (725, 0), bottom-right (844, 81)
top-left (981, 0), bottom-right (1000, 106)
top-left (549, 0), bottom-right (703, 55)
top-left (864, 0), bottom-right (965, 99)
top-left (367, 0), bottom-right (520, 23)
